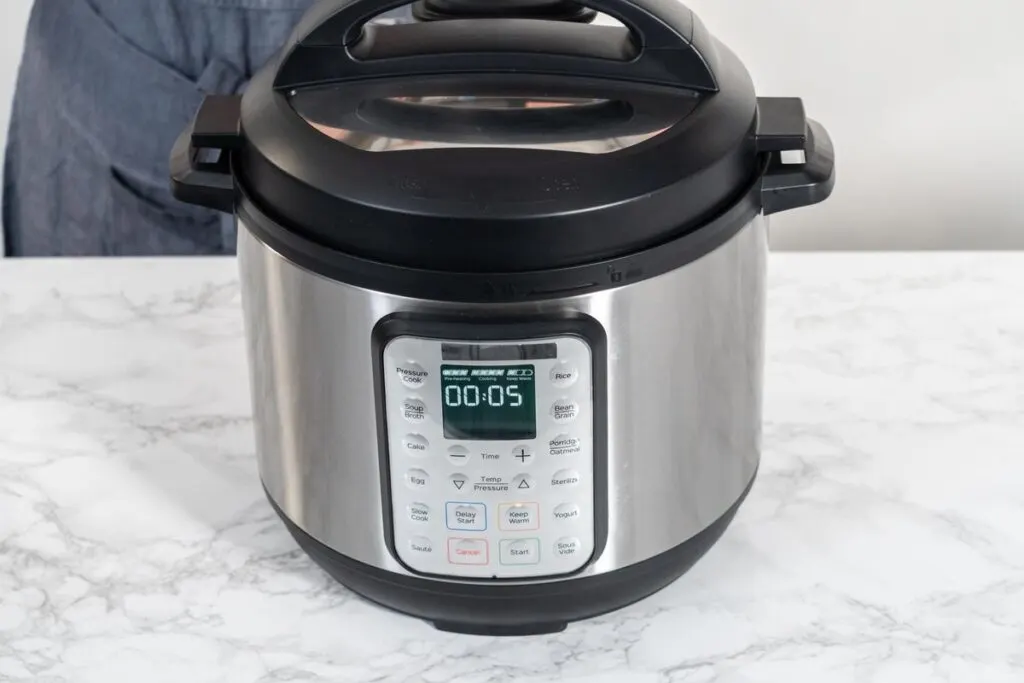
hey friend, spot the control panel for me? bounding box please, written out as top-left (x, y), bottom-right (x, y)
top-left (381, 335), bottom-right (596, 579)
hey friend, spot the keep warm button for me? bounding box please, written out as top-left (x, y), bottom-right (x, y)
top-left (499, 503), bottom-right (539, 531)
top-left (448, 538), bottom-right (489, 565)
top-left (445, 502), bottom-right (487, 531)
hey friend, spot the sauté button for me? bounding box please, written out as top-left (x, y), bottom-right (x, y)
top-left (405, 469), bottom-right (429, 489)
top-left (554, 537), bottom-right (582, 558)
top-left (408, 502), bottom-right (430, 523)
top-left (449, 473), bottom-right (469, 491)
top-left (447, 445), bottom-right (470, 464)
top-left (446, 502), bottom-right (487, 531)
top-left (409, 536), bottom-right (433, 554)
top-left (551, 469), bottom-right (581, 488)
top-left (402, 433), bottom-right (429, 457)
top-left (553, 502), bottom-right (581, 521)
top-left (500, 538), bottom-right (540, 565)
top-left (548, 434), bottom-right (582, 457)
top-left (448, 538), bottom-right (489, 565)
top-left (511, 474), bottom-right (535, 491)
top-left (396, 362), bottom-right (429, 389)
top-left (499, 502), bottom-right (539, 531)
top-left (510, 445), bottom-right (534, 465)
top-left (550, 399), bottom-right (579, 424)
top-left (402, 397), bottom-right (427, 423)
top-left (549, 362), bottom-right (579, 388)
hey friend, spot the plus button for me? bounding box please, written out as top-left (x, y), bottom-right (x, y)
top-left (513, 446), bottom-right (533, 464)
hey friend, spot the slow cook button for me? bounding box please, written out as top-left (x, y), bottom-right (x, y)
top-left (409, 536), bottom-right (433, 554)
top-left (446, 502), bottom-right (487, 531)
top-left (500, 538), bottom-right (540, 565)
top-left (548, 434), bottom-right (582, 457)
top-left (396, 362), bottom-right (429, 389)
top-left (550, 399), bottom-right (579, 424)
top-left (553, 503), bottom-right (581, 521)
top-left (499, 502), bottom-right (539, 531)
top-left (408, 502), bottom-right (430, 523)
top-left (554, 537), bottom-right (582, 558)
top-left (448, 538), bottom-right (489, 565)
top-left (405, 468), bottom-right (429, 489)
top-left (402, 397), bottom-right (427, 423)
top-left (402, 433), bottom-right (429, 457)
top-left (551, 469), bottom-right (581, 488)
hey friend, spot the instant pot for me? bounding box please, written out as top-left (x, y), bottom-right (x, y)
top-left (171, 0), bottom-right (835, 634)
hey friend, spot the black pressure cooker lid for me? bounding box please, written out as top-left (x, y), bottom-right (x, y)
top-left (174, 0), bottom-right (834, 273)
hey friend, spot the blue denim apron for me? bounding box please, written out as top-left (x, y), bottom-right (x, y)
top-left (3, 0), bottom-right (406, 256)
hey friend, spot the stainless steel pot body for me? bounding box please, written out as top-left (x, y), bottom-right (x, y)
top-left (237, 213), bottom-right (767, 583)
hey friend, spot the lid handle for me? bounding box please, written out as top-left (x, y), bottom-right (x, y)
top-left (274, 0), bottom-right (719, 92)
top-left (170, 95), bottom-right (242, 213)
top-left (756, 97), bottom-right (836, 215)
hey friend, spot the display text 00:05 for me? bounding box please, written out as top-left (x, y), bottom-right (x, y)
top-left (443, 384), bottom-right (523, 408)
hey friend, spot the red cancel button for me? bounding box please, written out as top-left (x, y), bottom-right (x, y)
top-left (447, 538), bottom-right (489, 565)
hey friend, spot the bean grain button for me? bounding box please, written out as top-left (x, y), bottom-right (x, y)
top-left (551, 469), bottom-right (581, 487)
top-left (550, 399), bottom-right (579, 424)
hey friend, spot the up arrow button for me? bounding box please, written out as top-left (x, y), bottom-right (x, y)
top-left (512, 474), bottom-right (535, 491)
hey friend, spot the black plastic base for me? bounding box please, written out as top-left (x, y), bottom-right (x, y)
top-left (267, 474), bottom-right (755, 636)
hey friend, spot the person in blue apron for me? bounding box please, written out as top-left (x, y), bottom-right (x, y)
top-left (2, 0), bottom-right (410, 256)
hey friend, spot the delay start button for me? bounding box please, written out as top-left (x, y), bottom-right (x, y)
top-left (396, 362), bottom-right (429, 389)
top-left (445, 502), bottom-right (486, 531)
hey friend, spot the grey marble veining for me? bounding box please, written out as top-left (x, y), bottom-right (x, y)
top-left (1, 254), bottom-right (1022, 682)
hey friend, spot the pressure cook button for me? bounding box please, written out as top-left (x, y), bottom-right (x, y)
top-left (446, 502), bottom-right (487, 531)
top-left (448, 538), bottom-right (489, 565)
top-left (447, 445), bottom-right (470, 464)
top-left (405, 469), bottom-right (430, 489)
top-left (402, 434), bottom-right (429, 457)
top-left (449, 473), bottom-right (469, 491)
top-left (409, 536), bottom-right (433, 554)
top-left (551, 469), bottom-right (581, 488)
top-left (550, 399), bottom-right (579, 424)
top-left (549, 362), bottom-right (579, 388)
top-left (408, 503), bottom-right (430, 523)
top-left (553, 503), bottom-right (581, 521)
top-left (548, 434), bottom-right (582, 457)
top-left (512, 474), bottom-right (535, 491)
top-left (499, 503), bottom-right (539, 531)
top-left (500, 538), bottom-right (540, 565)
top-left (510, 445), bottom-right (534, 465)
top-left (396, 362), bottom-right (429, 389)
top-left (554, 537), bottom-right (582, 558)
top-left (402, 397), bottom-right (427, 423)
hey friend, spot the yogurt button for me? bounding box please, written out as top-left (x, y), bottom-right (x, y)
top-left (553, 503), bottom-right (581, 521)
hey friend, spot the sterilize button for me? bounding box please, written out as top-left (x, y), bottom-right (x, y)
top-left (446, 502), bottom-right (487, 531)
top-left (448, 538), bottom-right (489, 565)
top-left (512, 474), bottom-right (535, 491)
top-left (450, 473), bottom-right (469, 491)
top-left (551, 469), bottom-right (581, 488)
top-left (408, 502), bottom-right (430, 523)
top-left (511, 445), bottom-right (534, 464)
top-left (447, 445), bottom-right (470, 464)
top-left (396, 362), bottom-right (429, 389)
top-left (500, 538), bottom-right (540, 565)
top-left (402, 397), bottom-right (427, 423)
top-left (409, 536), bottom-right (433, 554)
top-left (553, 503), bottom-right (581, 521)
top-left (549, 362), bottom-right (579, 388)
top-left (402, 433), bottom-right (429, 457)
top-left (554, 537), bottom-right (581, 558)
top-left (550, 399), bottom-right (579, 424)
top-left (405, 469), bottom-right (429, 489)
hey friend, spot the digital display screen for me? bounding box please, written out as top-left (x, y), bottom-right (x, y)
top-left (441, 365), bottom-right (536, 440)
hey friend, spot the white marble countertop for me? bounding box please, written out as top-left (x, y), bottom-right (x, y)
top-left (1, 254), bottom-right (1023, 682)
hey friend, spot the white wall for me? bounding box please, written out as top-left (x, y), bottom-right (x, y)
top-left (1, 0), bottom-right (1022, 250)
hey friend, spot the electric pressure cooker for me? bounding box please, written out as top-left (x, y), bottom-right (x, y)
top-left (171, 0), bottom-right (835, 635)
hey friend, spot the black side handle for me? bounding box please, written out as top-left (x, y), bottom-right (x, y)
top-left (170, 95), bottom-right (243, 213)
top-left (274, 0), bottom-right (719, 92)
top-left (756, 97), bottom-right (836, 215)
